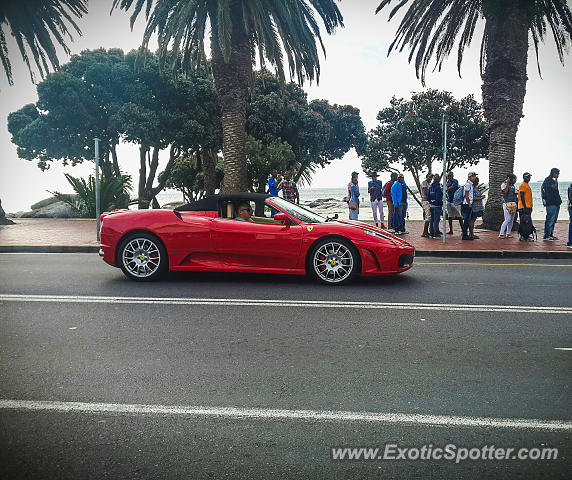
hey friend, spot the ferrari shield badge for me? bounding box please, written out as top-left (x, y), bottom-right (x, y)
top-left (307, 226), bottom-right (314, 232)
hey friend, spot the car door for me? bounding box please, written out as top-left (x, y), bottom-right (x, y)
top-left (212, 217), bottom-right (304, 269)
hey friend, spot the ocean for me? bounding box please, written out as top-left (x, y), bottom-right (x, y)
top-left (156, 181), bottom-right (570, 222)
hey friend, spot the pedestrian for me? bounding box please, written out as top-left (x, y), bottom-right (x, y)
top-left (470, 176), bottom-right (486, 239)
top-left (428, 173), bottom-right (443, 238)
top-left (461, 171), bottom-right (477, 240)
top-left (421, 172), bottom-right (434, 237)
top-left (445, 171), bottom-right (463, 235)
top-left (368, 172), bottom-right (385, 228)
top-left (348, 174), bottom-right (360, 220)
top-left (567, 182), bottom-right (572, 248)
top-left (391, 174), bottom-right (408, 234)
top-left (384, 172), bottom-right (397, 230)
top-left (399, 174), bottom-right (409, 234)
top-left (277, 171), bottom-right (299, 204)
top-left (267, 170), bottom-right (280, 196)
top-left (517, 172), bottom-right (535, 242)
top-left (541, 168), bottom-right (561, 241)
top-left (499, 173), bottom-right (518, 238)
top-left (348, 171), bottom-right (359, 199)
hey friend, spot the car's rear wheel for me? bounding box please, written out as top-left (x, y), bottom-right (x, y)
top-left (118, 232), bottom-right (167, 281)
top-left (309, 238), bottom-right (358, 285)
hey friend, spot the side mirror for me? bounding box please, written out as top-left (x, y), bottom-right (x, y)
top-left (273, 213), bottom-right (290, 225)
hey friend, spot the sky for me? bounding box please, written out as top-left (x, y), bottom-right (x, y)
top-left (1, 0), bottom-right (571, 212)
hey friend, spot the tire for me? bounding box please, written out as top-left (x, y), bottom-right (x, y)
top-left (118, 232), bottom-right (167, 281)
top-left (308, 238), bottom-right (359, 285)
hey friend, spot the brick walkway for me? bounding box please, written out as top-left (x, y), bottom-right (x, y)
top-left (0, 218), bottom-right (570, 253)
top-left (0, 219), bottom-right (99, 246)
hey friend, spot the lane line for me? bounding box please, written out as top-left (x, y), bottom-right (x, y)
top-left (1, 399), bottom-right (570, 431)
top-left (1, 294), bottom-right (571, 314)
top-left (416, 262), bottom-right (572, 267)
top-left (554, 347), bottom-right (572, 351)
top-left (1, 253), bottom-right (571, 268)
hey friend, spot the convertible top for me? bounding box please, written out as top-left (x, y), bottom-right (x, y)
top-left (175, 193), bottom-right (271, 212)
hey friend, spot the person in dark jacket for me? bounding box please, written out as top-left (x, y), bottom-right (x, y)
top-left (428, 174), bottom-right (443, 238)
top-left (541, 168), bottom-right (562, 240)
top-left (384, 172), bottom-right (397, 230)
top-left (567, 182), bottom-right (572, 248)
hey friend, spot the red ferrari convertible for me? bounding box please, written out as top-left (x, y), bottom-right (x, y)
top-left (99, 193), bottom-right (414, 285)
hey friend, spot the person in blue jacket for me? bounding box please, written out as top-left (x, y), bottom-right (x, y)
top-left (348, 175), bottom-right (360, 220)
top-left (428, 174), bottom-right (443, 238)
top-left (391, 174), bottom-right (408, 234)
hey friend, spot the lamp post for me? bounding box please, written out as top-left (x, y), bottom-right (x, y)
top-left (95, 138), bottom-right (101, 241)
top-left (441, 116), bottom-right (447, 243)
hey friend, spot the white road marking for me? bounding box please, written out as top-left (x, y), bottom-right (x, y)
top-left (554, 347), bottom-right (572, 351)
top-left (0, 252), bottom-right (96, 255)
top-left (0, 399), bottom-right (570, 431)
top-left (0, 294), bottom-right (571, 315)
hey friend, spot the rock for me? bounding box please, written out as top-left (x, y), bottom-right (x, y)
top-left (161, 201), bottom-right (185, 209)
top-left (20, 201), bottom-right (80, 218)
top-left (30, 196), bottom-right (61, 210)
top-left (0, 198), bottom-right (14, 224)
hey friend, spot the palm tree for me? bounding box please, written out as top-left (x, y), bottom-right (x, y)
top-left (0, 0), bottom-right (88, 85)
top-left (112, 0), bottom-right (343, 193)
top-left (376, 0), bottom-right (572, 229)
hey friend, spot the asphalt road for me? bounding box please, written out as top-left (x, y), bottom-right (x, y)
top-left (1, 253), bottom-right (571, 479)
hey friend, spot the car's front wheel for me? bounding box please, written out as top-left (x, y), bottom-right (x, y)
top-left (308, 238), bottom-right (358, 285)
top-left (118, 232), bottom-right (167, 281)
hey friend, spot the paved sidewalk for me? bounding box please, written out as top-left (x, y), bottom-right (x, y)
top-left (0, 218), bottom-right (570, 257)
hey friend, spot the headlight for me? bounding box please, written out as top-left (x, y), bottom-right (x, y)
top-left (364, 229), bottom-right (384, 238)
top-left (364, 229), bottom-right (397, 243)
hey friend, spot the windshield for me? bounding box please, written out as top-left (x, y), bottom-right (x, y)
top-left (267, 197), bottom-right (327, 224)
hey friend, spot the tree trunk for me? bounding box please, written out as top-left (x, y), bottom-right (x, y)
top-left (210, 2), bottom-right (251, 193)
top-left (201, 149), bottom-right (218, 195)
top-left (100, 149), bottom-right (113, 179)
top-left (138, 146), bottom-right (150, 209)
top-left (481, 3), bottom-right (529, 230)
top-left (151, 144), bottom-right (181, 202)
top-left (111, 144), bottom-right (121, 177)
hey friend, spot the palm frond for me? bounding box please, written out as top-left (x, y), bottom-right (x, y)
top-left (377, 0), bottom-right (572, 84)
top-left (0, 0), bottom-right (87, 85)
top-left (112, 0), bottom-right (343, 86)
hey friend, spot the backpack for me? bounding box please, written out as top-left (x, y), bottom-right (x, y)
top-left (453, 186), bottom-right (464, 206)
top-left (518, 212), bottom-right (537, 240)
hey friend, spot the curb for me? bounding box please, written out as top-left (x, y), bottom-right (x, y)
top-left (414, 249), bottom-right (572, 260)
top-left (0, 246), bottom-right (99, 253)
top-left (0, 245), bottom-right (570, 259)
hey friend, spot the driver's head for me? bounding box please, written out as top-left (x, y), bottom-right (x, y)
top-left (236, 202), bottom-right (252, 220)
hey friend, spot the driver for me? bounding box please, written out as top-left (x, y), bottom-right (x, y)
top-left (235, 202), bottom-right (253, 222)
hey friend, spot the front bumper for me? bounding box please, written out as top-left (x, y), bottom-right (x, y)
top-left (354, 240), bottom-right (415, 275)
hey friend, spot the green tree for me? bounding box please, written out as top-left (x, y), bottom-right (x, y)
top-left (246, 135), bottom-right (296, 193)
top-left (8, 48), bottom-right (222, 209)
top-left (159, 154), bottom-right (224, 203)
top-left (0, 0), bottom-right (87, 85)
top-left (247, 70), bottom-right (366, 187)
top-left (111, 0), bottom-right (344, 193)
top-left (51, 173), bottom-right (132, 218)
top-left (362, 90), bottom-right (488, 206)
top-left (8, 48), bottom-right (131, 178)
top-left (376, 0), bottom-right (572, 228)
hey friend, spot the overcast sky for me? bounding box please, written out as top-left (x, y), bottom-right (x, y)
top-left (1, 0), bottom-right (570, 212)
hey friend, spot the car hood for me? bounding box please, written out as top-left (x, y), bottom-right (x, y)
top-left (325, 220), bottom-right (413, 247)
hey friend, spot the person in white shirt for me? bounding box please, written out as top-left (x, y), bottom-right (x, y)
top-left (461, 171), bottom-right (477, 240)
